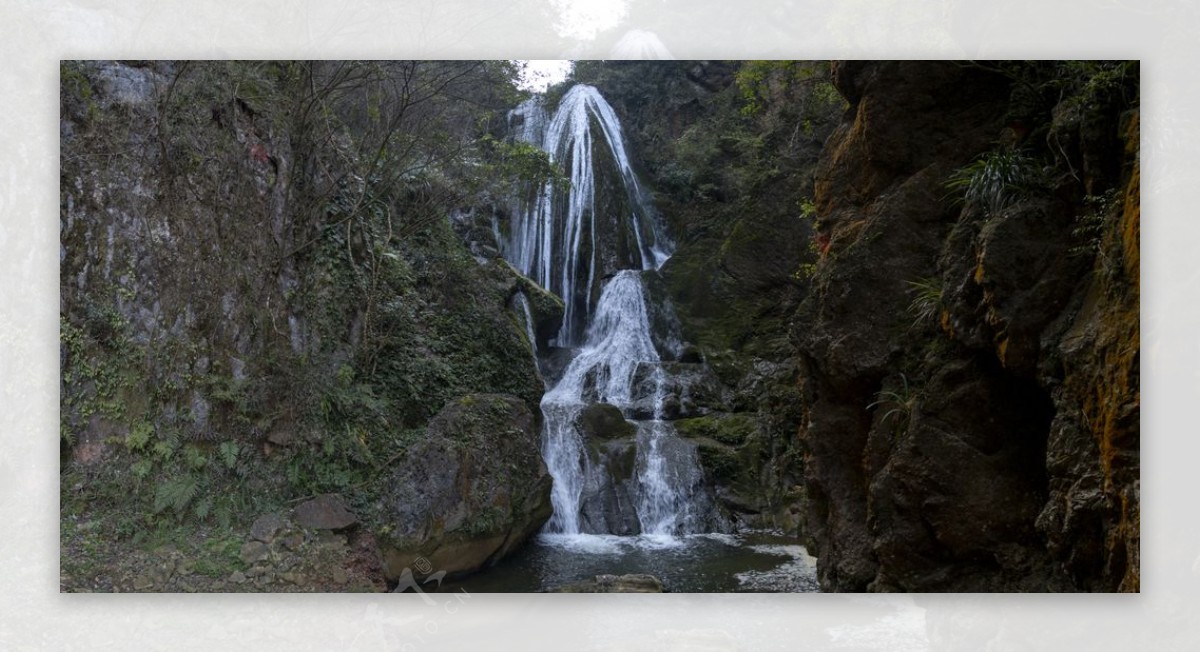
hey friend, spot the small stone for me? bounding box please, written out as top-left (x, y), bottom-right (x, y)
top-left (316, 532), bottom-right (347, 548)
top-left (278, 532), bottom-right (305, 552)
top-left (544, 573), bottom-right (664, 593)
top-left (294, 494), bottom-right (358, 531)
top-left (229, 571), bottom-right (247, 584)
top-left (133, 574), bottom-right (156, 591)
top-left (266, 428), bottom-right (293, 446)
top-left (281, 572), bottom-right (304, 585)
top-left (331, 568), bottom-right (348, 584)
top-left (250, 513), bottom-right (287, 544)
top-left (239, 540), bottom-right (270, 565)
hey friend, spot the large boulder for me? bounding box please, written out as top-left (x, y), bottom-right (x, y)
top-left (378, 394), bottom-right (553, 580)
top-left (575, 402), bottom-right (635, 440)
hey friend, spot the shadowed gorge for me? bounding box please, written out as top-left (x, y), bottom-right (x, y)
top-left (60, 59), bottom-right (1138, 594)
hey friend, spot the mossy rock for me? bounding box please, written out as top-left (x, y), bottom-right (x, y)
top-left (693, 438), bottom-right (740, 484)
top-left (673, 412), bottom-right (758, 446)
top-left (378, 393), bottom-right (552, 580)
top-left (497, 258), bottom-right (565, 344)
top-left (575, 403), bottom-right (636, 440)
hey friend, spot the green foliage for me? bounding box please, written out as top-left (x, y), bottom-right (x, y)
top-left (477, 133), bottom-right (567, 194)
top-left (945, 148), bottom-right (1043, 216)
top-left (152, 474), bottom-right (200, 516)
top-left (125, 422), bottom-right (153, 452)
top-left (905, 277), bottom-right (943, 329)
top-left (1070, 187), bottom-right (1120, 257)
top-left (868, 374), bottom-right (920, 442)
top-left (218, 441), bottom-right (241, 470)
top-left (735, 61), bottom-right (843, 119)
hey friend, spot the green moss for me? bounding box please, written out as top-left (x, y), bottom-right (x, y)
top-left (576, 403), bottom-right (636, 440)
top-left (674, 413), bottom-right (758, 446)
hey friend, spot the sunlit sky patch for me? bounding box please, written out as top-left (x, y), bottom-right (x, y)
top-left (516, 60), bottom-right (574, 92)
top-left (550, 0), bottom-right (629, 41)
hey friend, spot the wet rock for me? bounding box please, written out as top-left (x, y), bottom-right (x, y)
top-left (576, 402), bottom-right (635, 440)
top-left (629, 361), bottom-right (728, 419)
top-left (579, 438), bottom-right (641, 535)
top-left (498, 259), bottom-right (565, 347)
top-left (545, 573), bottom-right (664, 593)
top-left (294, 494), bottom-right (357, 531)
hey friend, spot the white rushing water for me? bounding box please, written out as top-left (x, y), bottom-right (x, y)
top-left (510, 291), bottom-right (539, 361)
top-left (506, 84), bottom-right (671, 347)
top-left (541, 270), bottom-right (653, 533)
top-left (503, 84), bottom-right (710, 541)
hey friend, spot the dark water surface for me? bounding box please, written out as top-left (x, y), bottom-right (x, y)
top-left (438, 531), bottom-right (820, 593)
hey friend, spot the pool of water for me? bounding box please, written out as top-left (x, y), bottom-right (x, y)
top-left (437, 531), bottom-right (820, 593)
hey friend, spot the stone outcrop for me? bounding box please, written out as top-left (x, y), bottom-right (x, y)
top-left (293, 494), bottom-right (358, 531)
top-left (544, 573), bottom-right (665, 593)
top-left (378, 394), bottom-right (553, 580)
top-left (795, 61), bottom-right (1139, 591)
top-left (60, 62), bottom-right (550, 593)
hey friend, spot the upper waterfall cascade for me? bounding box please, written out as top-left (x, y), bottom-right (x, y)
top-left (505, 85), bottom-right (672, 347)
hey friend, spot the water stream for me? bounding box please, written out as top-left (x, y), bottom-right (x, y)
top-left (493, 83), bottom-right (815, 591)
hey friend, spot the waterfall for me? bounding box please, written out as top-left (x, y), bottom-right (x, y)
top-left (502, 84), bottom-right (720, 539)
top-left (505, 84), bottom-right (672, 347)
top-left (511, 291), bottom-right (540, 362)
top-left (541, 271), bottom-right (656, 533)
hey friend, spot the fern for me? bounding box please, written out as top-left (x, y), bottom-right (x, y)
top-left (131, 459), bottom-right (153, 481)
top-left (153, 474), bottom-right (199, 515)
top-left (192, 495), bottom-right (213, 521)
top-left (218, 441), bottom-right (240, 470)
top-left (125, 422), bottom-right (153, 451)
top-left (182, 444), bottom-right (208, 471)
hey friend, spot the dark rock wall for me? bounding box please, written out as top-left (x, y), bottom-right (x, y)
top-left (795, 61), bottom-right (1139, 591)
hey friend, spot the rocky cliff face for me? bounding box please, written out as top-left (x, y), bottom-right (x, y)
top-left (795, 61), bottom-right (1139, 591)
top-left (60, 61), bottom-right (550, 584)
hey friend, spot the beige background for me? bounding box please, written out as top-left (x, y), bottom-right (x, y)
top-left (2, 0), bottom-right (1195, 649)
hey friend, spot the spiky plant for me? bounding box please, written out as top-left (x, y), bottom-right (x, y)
top-left (867, 374), bottom-right (919, 442)
top-left (905, 277), bottom-right (943, 329)
top-left (945, 148), bottom-right (1040, 216)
